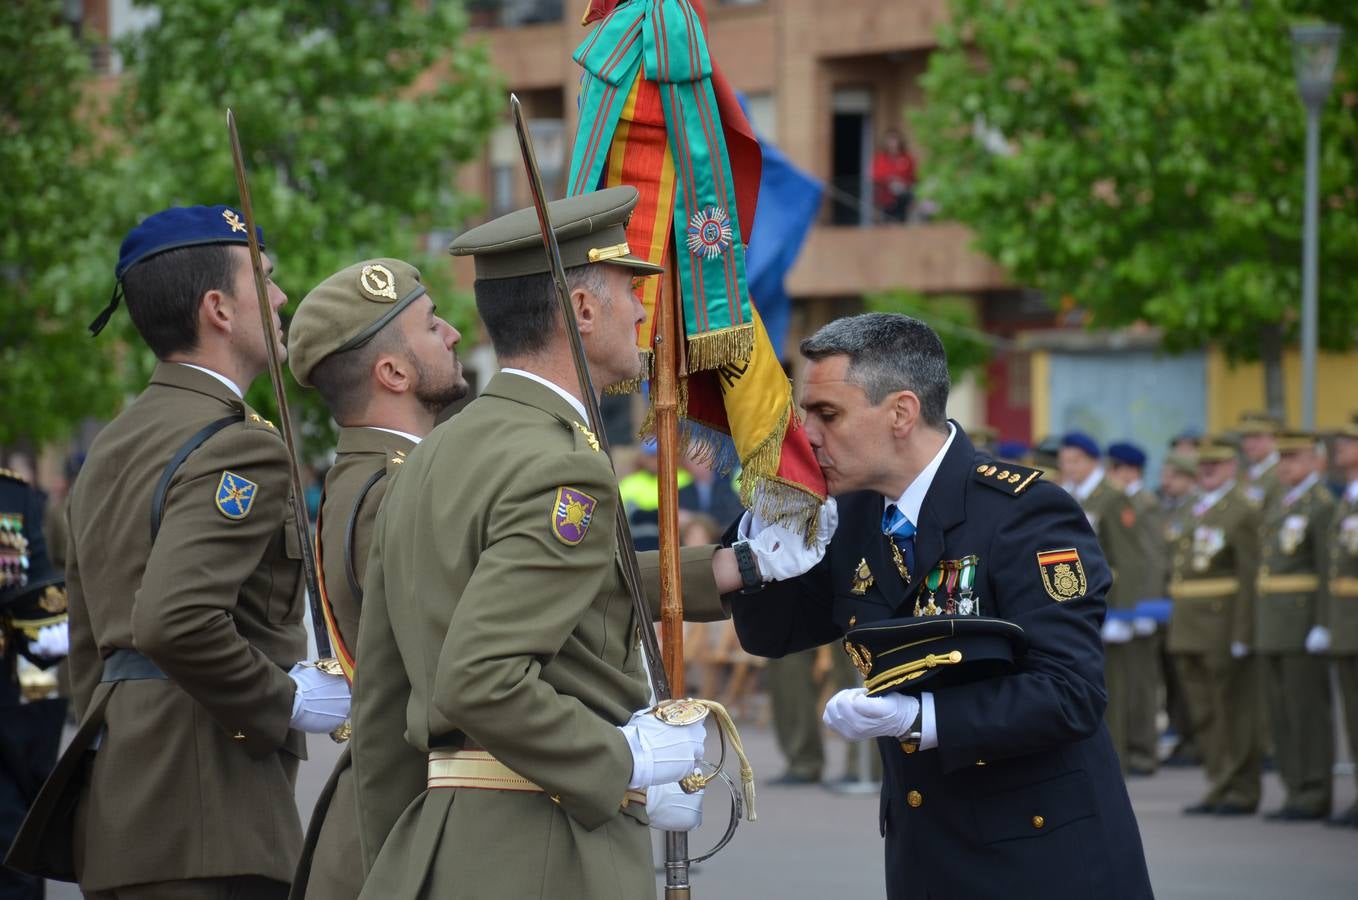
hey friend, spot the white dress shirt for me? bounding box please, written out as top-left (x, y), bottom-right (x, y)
top-left (501, 368), bottom-right (589, 422)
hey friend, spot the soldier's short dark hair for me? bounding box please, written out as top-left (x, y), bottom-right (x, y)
top-left (120, 244), bottom-right (235, 359)
top-left (475, 263), bottom-right (608, 359)
top-left (309, 324), bottom-right (407, 423)
top-left (800, 312), bottom-right (950, 431)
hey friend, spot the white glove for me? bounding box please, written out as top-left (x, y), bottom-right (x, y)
top-left (288, 662), bottom-right (351, 733)
top-left (1100, 618), bottom-right (1134, 645)
top-left (822, 688), bottom-right (920, 742)
top-left (645, 780), bottom-right (704, 831)
top-left (620, 708), bottom-right (706, 790)
top-left (1132, 617), bottom-right (1157, 637)
top-left (1305, 625), bottom-right (1331, 655)
top-left (745, 498), bottom-right (838, 582)
top-left (1230, 641), bottom-right (1250, 660)
top-left (31, 622), bottom-right (69, 660)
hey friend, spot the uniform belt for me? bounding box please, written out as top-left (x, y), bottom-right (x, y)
top-left (427, 748), bottom-right (647, 808)
top-left (1331, 576), bottom-right (1358, 597)
top-left (100, 648), bottom-right (167, 682)
top-left (1259, 573), bottom-right (1320, 593)
top-left (1169, 577), bottom-right (1240, 600)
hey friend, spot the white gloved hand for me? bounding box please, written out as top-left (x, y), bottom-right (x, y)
top-left (288, 662), bottom-right (351, 733)
top-left (1305, 625), bottom-right (1332, 655)
top-left (1132, 616), bottom-right (1157, 637)
top-left (1100, 618), bottom-right (1134, 645)
top-left (1230, 641), bottom-right (1250, 660)
top-left (822, 688), bottom-right (920, 742)
top-left (645, 780), bottom-right (704, 831)
top-left (31, 622), bottom-right (69, 660)
top-left (746, 498), bottom-right (838, 582)
top-left (620, 708), bottom-right (706, 790)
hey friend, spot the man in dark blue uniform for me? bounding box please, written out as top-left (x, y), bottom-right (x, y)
top-left (727, 314), bottom-right (1151, 900)
top-left (1, 467), bottom-right (69, 900)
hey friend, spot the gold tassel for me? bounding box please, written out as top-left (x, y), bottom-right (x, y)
top-left (661, 698), bottom-right (757, 822)
top-left (604, 350), bottom-right (653, 396)
top-left (684, 323), bottom-right (755, 373)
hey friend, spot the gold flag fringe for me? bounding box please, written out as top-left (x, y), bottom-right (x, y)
top-left (683, 322), bottom-right (755, 374)
top-left (636, 375), bottom-right (825, 545)
top-left (604, 349), bottom-right (653, 397)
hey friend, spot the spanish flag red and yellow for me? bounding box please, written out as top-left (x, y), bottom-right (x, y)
top-left (570, 0), bottom-right (825, 533)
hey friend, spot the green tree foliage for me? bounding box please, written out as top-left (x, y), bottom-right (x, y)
top-left (112, 0), bottom-right (500, 452)
top-left (0, 2), bottom-right (121, 446)
top-left (914, 0), bottom-right (1358, 409)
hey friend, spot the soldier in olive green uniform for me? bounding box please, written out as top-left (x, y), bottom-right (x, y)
top-left (350, 188), bottom-right (833, 899)
top-left (6, 206), bottom-right (350, 899)
top-left (1167, 436), bottom-right (1262, 815)
top-left (1238, 411), bottom-right (1282, 762)
top-left (1323, 414), bottom-right (1358, 828)
top-left (1256, 432), bottom-right (1334, 820)
top-left (1059, 433), bottom-right (1150, 773)
top-left (1159, 452), bottom-right (1201, 765)
top-left (285, 258), bottom-right (467, 900)
top-left (1106, 442), bottom-right (1167, 776)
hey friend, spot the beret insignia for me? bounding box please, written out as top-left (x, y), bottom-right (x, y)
top-left (215, 471), bottom-right (259, 520)
top-left (222, 209), bottom-right (247, 233)
top-left (551, 487), bottom-right (597, 546)
top-left (1036, 548), bottom-right (1086, 601)
top-left (359, 263), bottom-right (399, 301)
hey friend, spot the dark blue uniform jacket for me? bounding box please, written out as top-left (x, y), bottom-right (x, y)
top-left (730, 426), bottom-right (1153, 900)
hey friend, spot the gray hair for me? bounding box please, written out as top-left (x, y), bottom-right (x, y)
top-left (799, 312), bottom-right (950, 429)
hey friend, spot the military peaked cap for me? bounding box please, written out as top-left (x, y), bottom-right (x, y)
top-left (842, 615), bottom-right (1028, 696)
top-left (1276, 431), bottom-right (1317, 454)
top-left (1194, 435), bottom-right (1237, 463)
top-left (1237, 410), bottom-right (1282, 436)
top-left (449, 185), bottom-right (664, 281)
top-left (289, 258), bottom-right (427, 387)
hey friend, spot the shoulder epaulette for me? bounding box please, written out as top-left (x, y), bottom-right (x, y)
top-left (0, 467), bottom-right (29, 485)
top-left (244, 411), bottom-right (278, 432)
top-left (972, 459), bottom-right (1042, 496)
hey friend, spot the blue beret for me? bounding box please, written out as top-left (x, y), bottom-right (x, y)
top-left (995, 440), bottom-right (1029, 461)
top-left (1060, 431), bottom-right (1100, 458)
top-left (117, 205), bottom-right (265, 278)
top-left (1107, 441), bottom-right (1147, 468)
top-left (91, 205), bottom-right (266, 336)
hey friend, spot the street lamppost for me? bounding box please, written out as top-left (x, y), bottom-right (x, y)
top-left (1290, 23), bottom-right (1342, 430)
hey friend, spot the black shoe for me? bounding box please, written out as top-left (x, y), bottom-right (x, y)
top-left (770, 771), bottom-right (820, 786)
top-left (1325, 808), bottom-right (1358, 828)
top-left (1182, 801), bottom-right (1217, 815)
top-left (1126, 765), bottom-right (1156, 778)
top-left (1265, 807), bottom-right (1326, 822)
top-left (1213, 803), bottom-right (1256, 817)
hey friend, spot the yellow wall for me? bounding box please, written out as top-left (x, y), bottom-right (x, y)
top-left (1029, 350), bottom-right (1050, 439)
top-left (1207, 348), bottom-right (1358, 432)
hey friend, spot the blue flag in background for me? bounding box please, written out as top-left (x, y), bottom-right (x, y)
top-left (739, 97), bottom-right (823, 358)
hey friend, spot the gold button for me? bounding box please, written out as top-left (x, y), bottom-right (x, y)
top-left (232, 731), bottom-right (246, 742)
top-left (1032, 815), bottom-right (1045, 829)
top-left (907, 790), bottom-right (923, 808)
top-left (975, 760), bottom-right (987, 766)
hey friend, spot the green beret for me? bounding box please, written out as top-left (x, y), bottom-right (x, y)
top-left (288, 258), bottom-right (427, 387)
top-left (449, 185), bottom-right (664, 281)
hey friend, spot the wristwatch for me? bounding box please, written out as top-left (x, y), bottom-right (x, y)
top-left (731, 540), bottom-right (763, 593)
top-left (899, 702), bottom-right (924, 754)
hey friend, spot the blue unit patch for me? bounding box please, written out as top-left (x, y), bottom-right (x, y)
top-left (215, 471), bottom-right (259, 520)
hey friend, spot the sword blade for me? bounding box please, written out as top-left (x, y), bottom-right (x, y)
top-left (225, 108), bottom-right (333, 661)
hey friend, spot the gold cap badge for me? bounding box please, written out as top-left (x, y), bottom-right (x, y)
top-left (359, 263), bottom-right (399, 301)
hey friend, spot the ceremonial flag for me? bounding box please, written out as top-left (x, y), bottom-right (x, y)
top-left (570, 0), bottom-right (826, 534)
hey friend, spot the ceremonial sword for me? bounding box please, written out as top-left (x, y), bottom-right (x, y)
top-left (225, 109), bottom-right (343, 681)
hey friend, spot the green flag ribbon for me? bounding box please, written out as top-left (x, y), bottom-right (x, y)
top-left (569, 0), bottom-right (754, 370)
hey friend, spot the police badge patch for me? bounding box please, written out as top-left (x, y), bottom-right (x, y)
top-left (551, 487), bottom-right (597, 546)
top-left (215, 471), bottom-right (258, 520)
top-left (1036, 548), bottom-right (1086, 601)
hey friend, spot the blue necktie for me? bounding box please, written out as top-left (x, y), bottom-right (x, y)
top-left (882, 504), bottom-right (916, 579)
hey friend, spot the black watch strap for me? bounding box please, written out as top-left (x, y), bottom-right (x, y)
top-left (732, 540), bottom-right (762, 592)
